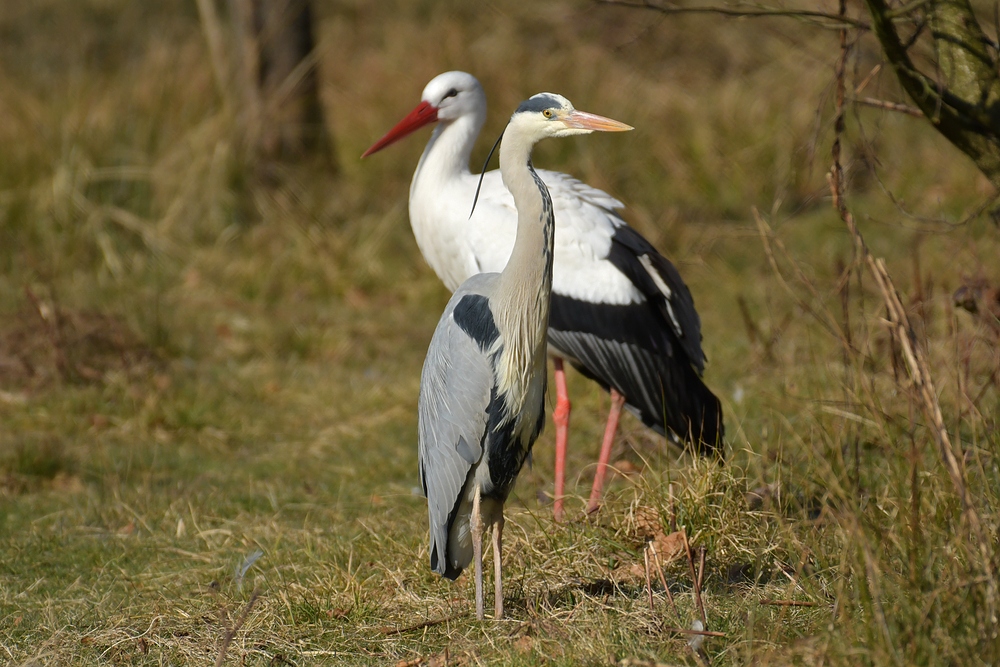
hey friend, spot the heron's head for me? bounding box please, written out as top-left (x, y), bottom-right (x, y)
top-left (361, 71), bottom-right (486, 158)
top-left (507, 93), bottom-right (633, 141)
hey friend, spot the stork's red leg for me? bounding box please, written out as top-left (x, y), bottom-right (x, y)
top-left (586, 389), bottom-right (626, 515)
top-left (552, 357), bottom-right (571, 522)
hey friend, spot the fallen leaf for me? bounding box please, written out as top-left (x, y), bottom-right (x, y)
top-left (610, 561), bottom-right (646, 584)
top-left (327, 606), bottom-right (352, 619)
top-left (649, 530), bottom-right (686, 564)
top-left (612, 459), bottom-right (641, 476)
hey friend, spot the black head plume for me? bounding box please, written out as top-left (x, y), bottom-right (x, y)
top-left (470, 128), bottom-right (505, 219)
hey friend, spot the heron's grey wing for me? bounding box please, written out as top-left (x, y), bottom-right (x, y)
top-left (418, 279), bottom-right (497, 578)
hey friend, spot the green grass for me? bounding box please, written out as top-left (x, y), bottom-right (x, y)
top-left (1, 0), bottom-right (999, 665)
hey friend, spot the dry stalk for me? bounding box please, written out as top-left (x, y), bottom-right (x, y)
top-left (662, 627), bottom-right (726, 638)
top-left (649, 542), bottom-right (680, 621)
top-left (853, 97), bottom-right (923, 117)
top-left (759, 599), bottom-right (821, 607)
top-left (830, 0), bottom-right (997, 621)
top-left (696, 547), bottom-right (705, 595)
top-left (752, 208), bottom-right (846, 346)
top-left (380, 611), bottom-right (470, 636)
top-left (195, 0), bottom-right (232, 111)
top-left (683, 532), bottom-right (707, 627)
top-left (643, 545), bottom-right (655, 611)
top-left (215, 586), bottom-right (261, 667)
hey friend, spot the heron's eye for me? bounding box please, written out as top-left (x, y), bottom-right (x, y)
top-left (542, 109), bottom-right (554, 119)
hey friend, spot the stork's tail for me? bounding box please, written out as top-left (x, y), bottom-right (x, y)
top-left (655, 354), bottom-right (724, 456)
top-left (562, 341), bottom-right (724, 456)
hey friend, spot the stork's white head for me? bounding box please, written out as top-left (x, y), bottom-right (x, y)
top-left (420, 71), bottom-right (486, 122)
top-left (507, 93), bottom-right (633, 142)
top-left (362, 71), bottom-right (486, 158)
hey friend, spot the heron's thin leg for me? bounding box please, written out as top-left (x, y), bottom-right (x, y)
top-left (472, 487), bottom-right (484, 620)
top-left (587, 389), bottom-right (626, 514)
top-left (552, 357), bottom-right (570, 522)
top-left (492, 512), bottom-right (504, 619)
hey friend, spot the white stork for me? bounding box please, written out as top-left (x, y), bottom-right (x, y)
top-left (417, 94), bottom-right (632, 619)
top-left (365, 72), bottom-right (723, 520)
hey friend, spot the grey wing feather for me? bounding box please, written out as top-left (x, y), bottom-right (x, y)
top-left (418, 277), bottom-right (496, 577)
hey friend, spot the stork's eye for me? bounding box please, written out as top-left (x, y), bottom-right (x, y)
top-left (443, 88), bottom-right (459, 100)
top-left (542, 109), bottom-right (554, 119)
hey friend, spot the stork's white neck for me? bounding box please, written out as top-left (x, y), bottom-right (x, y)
top-left (408, 110), bottom-right (486, 291)
top-left (411, 110), bottom-right (484, 193)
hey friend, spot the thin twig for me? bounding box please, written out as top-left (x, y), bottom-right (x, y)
top-left (854, 64), bottom-right (881, 95)
top-left (380, 611), bottom-right (469, 636)
top-left (759, 599), bottom-right (821, 607)
top-left (662, 627), bottom-right (727, 638)
top-left (696, 547), bottom-right (706, 594)
top-left (752, 208), bottom-right (849, 347)
top-left (683, 532), bottom-right (707, 627)
top-left (853, 97), bottom-right (924, 117)
top-left (649, 542), bottom-right (680, 621)
top-left (644, 546), bottom-right (655, 611)
top-left (215, 586), bottom-right (261, 667)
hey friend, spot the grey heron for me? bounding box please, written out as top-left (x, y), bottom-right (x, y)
top-left (416, 93), bottom-right (631, 619)
top-left (364, 72), bottom-right (723, 520)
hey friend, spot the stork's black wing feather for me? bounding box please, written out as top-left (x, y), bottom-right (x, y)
top-left (547, 225), bottom-right (723, 452)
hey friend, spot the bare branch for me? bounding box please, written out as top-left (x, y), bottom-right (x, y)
top-left (597, 0), bottom-right (867, 28)
top-left (853, 96), bottom-right (924, 117)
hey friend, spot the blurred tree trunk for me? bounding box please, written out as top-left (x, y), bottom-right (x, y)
top-left (863, 0), bottom-right (1000, 187)
top-left (229, 0), bottom-right (332, 167)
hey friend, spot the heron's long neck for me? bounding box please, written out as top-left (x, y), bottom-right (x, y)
top-left (494, 130), bottom-right (555, 365)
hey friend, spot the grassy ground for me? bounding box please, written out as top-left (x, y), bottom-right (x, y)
top-left (1, 0), bottom-right (999, 665)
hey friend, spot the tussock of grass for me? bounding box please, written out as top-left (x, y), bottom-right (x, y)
top-left (1, 0), bottom-right (998, 665)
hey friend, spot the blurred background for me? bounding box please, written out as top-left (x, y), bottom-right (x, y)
top-left (1, 0), bottom-right (998, 665)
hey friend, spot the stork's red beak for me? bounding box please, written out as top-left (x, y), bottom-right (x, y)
top-left (361, 101), bottom-right (439, 158)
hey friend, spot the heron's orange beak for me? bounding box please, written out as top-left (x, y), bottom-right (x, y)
top-left (563, 110), bottom-right (633, 133)
top-left (361, 101), bottom-right (439, 158)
